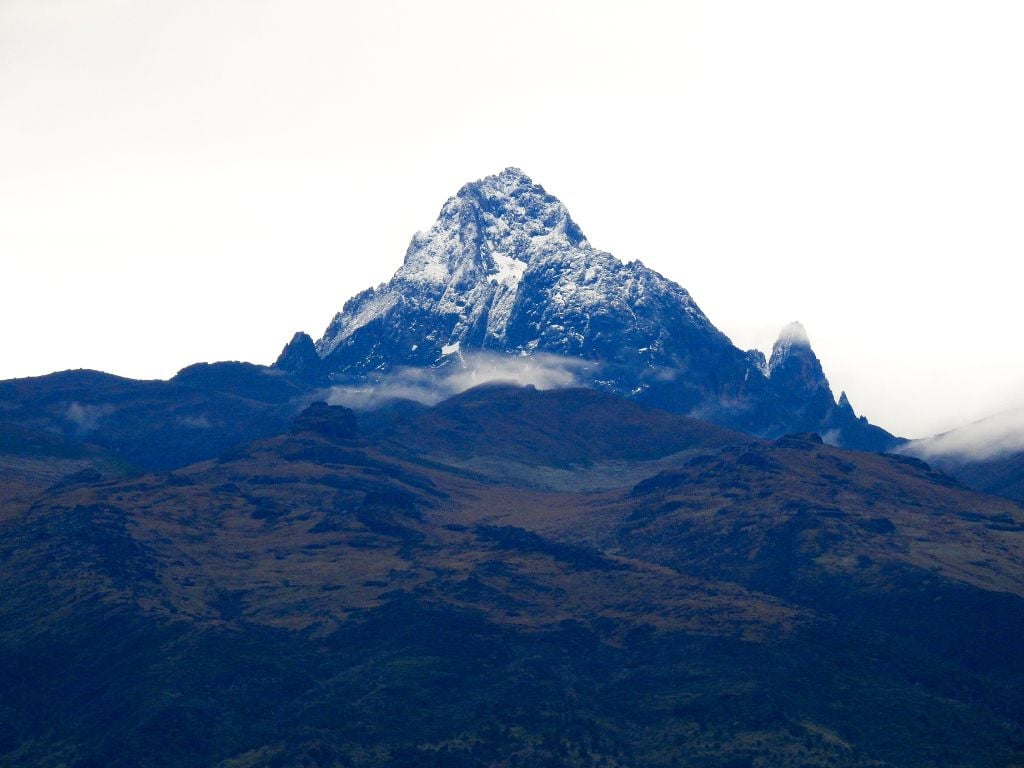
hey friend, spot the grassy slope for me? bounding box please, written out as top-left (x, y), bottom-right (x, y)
top-left (1, 389), bottom-right (1023, 766)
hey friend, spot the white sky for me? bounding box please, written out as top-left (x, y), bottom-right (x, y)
top-left (2, 0), bottom-right (1022, 438)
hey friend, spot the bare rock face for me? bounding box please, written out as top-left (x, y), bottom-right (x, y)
top-left (290, 401), bottom-right (358, 442)
top-left (274, 331), bottom-right (322, 382)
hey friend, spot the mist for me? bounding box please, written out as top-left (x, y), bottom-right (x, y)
top-left (902, 406), bottom-right (1024, 462)
top-left (323, 352), bottom-right (588, 411)
top-left (65, 402), bottom-right (114, 433)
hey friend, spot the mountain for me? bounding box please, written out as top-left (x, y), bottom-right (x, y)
top-left (278, 168), bottom-right (896, 450)
top-left (762, 322), bottom-right (895, 449)
top-left (368, 383), bottom-right (753, 490)
top-left (2, 384), bottom-right (1022, 767)
top-left (0, 363), bottom-right (306, 473)
top-left (4, 166), bottom-right (1022, 765)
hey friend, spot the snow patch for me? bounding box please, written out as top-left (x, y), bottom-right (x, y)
top-left (491, 253), bottom-right (528, 288)
top-left (317, 291), bottom-right (401, 357)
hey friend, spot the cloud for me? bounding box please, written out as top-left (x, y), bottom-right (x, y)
top-left (323, 352), bottom-right (589, 411)
top-left (901, 406), bottom-right (1024, 462)
top-left (644, 366), bottom-right (681, 383)
top-left (65, 402), bottom-right (115, 433)
top-left (820, 428), bottom-right (842, 447)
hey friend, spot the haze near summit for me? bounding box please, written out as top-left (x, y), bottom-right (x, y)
top-left (2, 1), bottom-right (1023, 438)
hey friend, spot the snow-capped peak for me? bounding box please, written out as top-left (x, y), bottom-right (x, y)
top-left (317, 168), bottom-right (598, 357)
top-left (768, 321), bottom-right (813, 375)
top-left (314, 168), bottom-right (729, 369)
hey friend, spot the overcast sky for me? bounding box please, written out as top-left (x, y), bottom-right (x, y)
top-left (2, 1), bottom-right (1022, 438)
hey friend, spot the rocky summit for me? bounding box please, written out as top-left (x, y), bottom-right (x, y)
top-left (277, 168), bottom-right (895, 450)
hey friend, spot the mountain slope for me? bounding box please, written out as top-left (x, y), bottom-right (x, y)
top-left (280, 168), bottom-right (896, 449)
top-left (1, 386), bottom-right (1022, 767)
top-left (0, 363), bottom-right (306, 472)
top-left (371, 383), bottom-right (750, 466)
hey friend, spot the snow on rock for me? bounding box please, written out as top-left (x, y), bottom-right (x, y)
top-left (491, 254), bottom-right (528, 288)
top-left (317, 168), bottom-right (584, 357)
